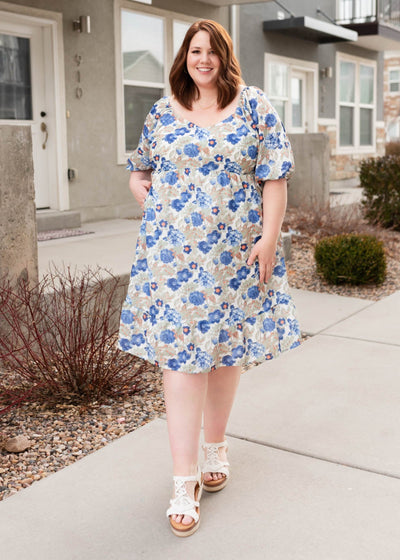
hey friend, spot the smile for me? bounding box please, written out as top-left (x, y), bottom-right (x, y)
top-left (197, 67), bottom-right (213, 72)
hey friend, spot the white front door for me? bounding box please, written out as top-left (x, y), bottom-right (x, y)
top-left (0, 15), bottom-right (58, 209)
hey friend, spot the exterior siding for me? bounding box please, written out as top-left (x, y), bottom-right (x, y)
top-left (239, 1), bottom-right (386, 181)
top-left (1, 0), bottom-right (229, 222)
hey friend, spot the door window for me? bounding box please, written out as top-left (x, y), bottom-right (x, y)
top-left (291, 73), bottom-right (305, 130)
top-left (0, 32), bottom-right (32, 120)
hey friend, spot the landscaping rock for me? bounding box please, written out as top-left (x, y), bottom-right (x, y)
top-left (4, 435), bottom-right (31, 453)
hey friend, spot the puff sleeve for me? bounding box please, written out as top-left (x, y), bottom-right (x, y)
top-left (247, 87), bottom-right (295, 187)
top-left (126, 104), bottom-right (156, 172)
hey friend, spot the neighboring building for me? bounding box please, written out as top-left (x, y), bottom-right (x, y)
top-left (0, 0), bottom-right (235, 225)
top-left (237, 0), bottom-right (400, 184)
top-left (384, 50), bottom-right (400, 142)
top-left (3, 0), bottom-right (398, 226)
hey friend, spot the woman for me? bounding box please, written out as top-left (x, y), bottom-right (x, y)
top-left (118, 20), bottom-right (301, 537)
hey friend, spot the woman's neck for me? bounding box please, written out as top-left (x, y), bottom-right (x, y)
top-left (193, 87), bottom-right (219, 109)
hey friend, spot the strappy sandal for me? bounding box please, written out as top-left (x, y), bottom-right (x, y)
top-left (166, 466), bottom-right (203, 537)
top-left (202, 440), bottom-right (230, 492)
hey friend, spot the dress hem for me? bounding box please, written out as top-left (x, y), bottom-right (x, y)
top-left (116, 338), bottom-right (301, 375)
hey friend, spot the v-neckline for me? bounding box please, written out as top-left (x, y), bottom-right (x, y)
top-left (166, 86), bottom-right (248, 130)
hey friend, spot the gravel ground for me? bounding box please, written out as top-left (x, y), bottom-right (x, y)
top-left (288, 234), bottom-right (400, 301)
top-left (0, 362), bottom-right (165, 501)
top-left (1, 205), bottom-right (399, 502)
top-left (284, 206), bottom-right (400, 301)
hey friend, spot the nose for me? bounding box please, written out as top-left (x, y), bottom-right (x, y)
top-left (200, 50), bottom-right (210, 63)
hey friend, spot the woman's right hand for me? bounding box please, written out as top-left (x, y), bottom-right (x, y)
top-left (129, 171), bottom-right (151, 209)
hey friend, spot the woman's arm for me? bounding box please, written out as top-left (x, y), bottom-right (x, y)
top-left (247, 178), bottom-right (287, 283)
top-left (129, 170), bottom-right (152, 209)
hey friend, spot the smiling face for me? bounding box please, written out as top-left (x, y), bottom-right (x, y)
top-left (186, 30), bottom-right (221, 91)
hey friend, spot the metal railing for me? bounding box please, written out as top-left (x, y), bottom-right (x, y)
top-left (337, 0), bottom-right (400, 27)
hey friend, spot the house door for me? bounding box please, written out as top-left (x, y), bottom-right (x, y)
top-left (0, 16), bottom-right (58, 209)
top-left (290, 70), bottom-right (307, 133)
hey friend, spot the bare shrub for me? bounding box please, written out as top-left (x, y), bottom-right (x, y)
top-left (385, 141), bottom-right (400, 156)
top-left (0, 266), bottom-right (143, 412)
top-left (283, 204), bottom-right (375, 239)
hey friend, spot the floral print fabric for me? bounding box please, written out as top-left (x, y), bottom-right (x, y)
top-left (118, 85), bottom-right (301, 373)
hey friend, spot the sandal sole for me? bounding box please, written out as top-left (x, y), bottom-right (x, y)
top-left (170, 518), bottom-right (201, 537)
top-left (168, 479), bottom-right (203, 537)
top-left (203, 476), bottom-right (228, 492)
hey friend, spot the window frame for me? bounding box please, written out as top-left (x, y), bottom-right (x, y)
top-left (264, 53), bottom-right (318, 134)
top-left (114, 0), bottom-right (196, 164)
top-left (388, 67), bottom-right (400, 94)
top-left (336, 53), bottom-right (376, 154)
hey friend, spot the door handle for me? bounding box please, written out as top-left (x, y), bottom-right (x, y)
top-left (40, 122), bottom-right (48, 149)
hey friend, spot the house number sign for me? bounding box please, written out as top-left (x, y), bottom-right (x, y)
top-left (74, 54), bottom-right (83, 99)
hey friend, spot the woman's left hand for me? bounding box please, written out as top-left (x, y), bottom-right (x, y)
top-left (247, 236), bottom-right (277, 283)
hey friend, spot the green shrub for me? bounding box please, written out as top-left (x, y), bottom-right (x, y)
top-left (359, 155), bottom-right (400, 230)
top-left (314, 234), bottom-right (386, 285)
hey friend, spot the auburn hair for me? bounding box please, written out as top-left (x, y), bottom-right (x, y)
top-left (169, 20), bottom-right (243, 110)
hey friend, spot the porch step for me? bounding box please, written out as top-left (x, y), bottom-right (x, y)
top-left (36, 210), bottom-right (81, 233)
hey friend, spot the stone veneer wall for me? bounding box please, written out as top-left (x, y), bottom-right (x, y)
top-left (0, 125), bottom-right (38, 285)
top-left (318, 122), bottom-right (385, 182)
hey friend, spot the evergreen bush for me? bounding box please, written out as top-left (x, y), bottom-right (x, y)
top-left (314, 234), bottom-right (386, 285)
top-left (359, 155), bottom-right (400, 230)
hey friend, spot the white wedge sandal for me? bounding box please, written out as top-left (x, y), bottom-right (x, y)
top-left (166, 466), bottom-right (203, 537)
top-left (202, 440), bottom-right (230, 492)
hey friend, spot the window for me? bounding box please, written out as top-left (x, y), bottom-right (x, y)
top-left (119, 6), bottom-right (193, 155)
top-left (122, 10), bottom-right (165, 152)
top-left (337, 0), bottom-right (376, 22)
top-left (0, 33), bottom-right (32, 120)
top-left (265, 54), bottom-right (318, 133)
top-left (338, 56), bottom-right (375, 149)
top-left (268, 62), bottom-right (288, 123)
top-left (387, 118), bottom-right (400, 140)
top-left (389, 68), bottom-right (400, 93)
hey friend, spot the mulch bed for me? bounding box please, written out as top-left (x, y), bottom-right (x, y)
top-left (1, 205), bottom-right (399, 502)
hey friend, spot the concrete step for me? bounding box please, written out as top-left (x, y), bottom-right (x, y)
top-left (36, 210), bottom-right (81, 233)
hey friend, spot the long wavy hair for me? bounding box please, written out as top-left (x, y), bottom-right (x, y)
top-left (169, 20), bottom-right (243, 110)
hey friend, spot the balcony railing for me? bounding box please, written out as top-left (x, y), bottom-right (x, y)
top-left (337, 0), bottom-right (400, 27)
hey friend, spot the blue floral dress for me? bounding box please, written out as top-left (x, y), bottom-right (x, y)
top-left (118, 86), bottom-right (301, 373)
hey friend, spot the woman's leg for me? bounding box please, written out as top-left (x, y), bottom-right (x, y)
top-left (163, 368), bottom-right (208, 525)
top-left (203, 365), bottom-right (242, 481)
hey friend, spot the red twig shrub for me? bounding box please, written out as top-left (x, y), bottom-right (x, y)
top-left (0, 266), bottom-right (143, 411)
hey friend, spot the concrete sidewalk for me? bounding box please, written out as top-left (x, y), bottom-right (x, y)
top-left (1, 220), bottom-right (399, 558)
